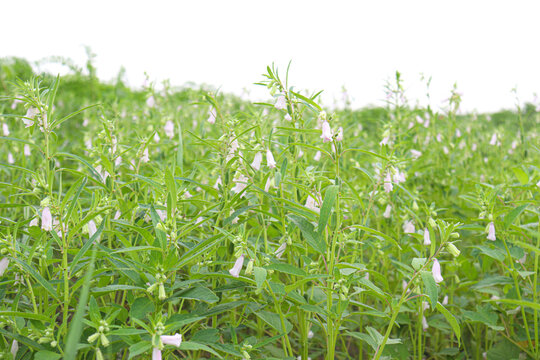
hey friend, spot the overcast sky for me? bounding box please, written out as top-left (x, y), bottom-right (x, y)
top-left (2, 1), bottom-right (540, 113)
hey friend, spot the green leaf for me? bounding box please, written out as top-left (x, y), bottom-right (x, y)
top-left (177, 287), bottom-right (219, 304)
top-left (128, 342), bottom-right (152, 359)
top-left (130, 297), bottom-right (155, 320)
top-left (463, 305), bottom-right (504, 331)
top-left (288, 215), bottom-right (325, 254)
top-left (10, 257), bottom-right (59, 301)
top-left (436, 302), bottom-right (461, 346)
top-left (421, 271), bottom-right (438, 308)
top-left (253, 266), bottom-right (267, 289)
top-left (473, 245), bottom-right (505, 261)
top-left (0, 311), bottom-right (49, 321)
top-left (255, 310), bottom-right (293, 334)
top-left (411, 258), bottom-right (427, 271)
top-left (179, 341), bottom-right (222, 358)
top-left (485, 298), bottom-right (540, 311)
top-left (35, 351), bottom-right (62, 360)
top-left (504, 204), bottom-right (528, 229)
top-left (265, 263), bottom-right (307, 277)
top-left (350, 224), bottom-right (401, 249)
top-left (511, 167), bottom-right (528, 185)
top-left (69, 219), bottom-right (105, 272)
top-left (318, 185), bottom-right (338, 234)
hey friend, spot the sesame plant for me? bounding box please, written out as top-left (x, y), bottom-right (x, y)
top-left (0, 57), bottom-right (539, 360)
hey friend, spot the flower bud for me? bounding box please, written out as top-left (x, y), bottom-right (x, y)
top-left (100, 333), bottom-right (109, 347)
top-left (158, 283), bottom-right (166, 300)
top-left (446, 243), bottom-right (460, 257)
top-left (450, 232), bottom-right (460, 238)
top-left (428, 218), bottom-right (437, 228)
top-left (87, 333), bottom-right (100, 343)
top-left (245, 259), bottom-right (254, 275)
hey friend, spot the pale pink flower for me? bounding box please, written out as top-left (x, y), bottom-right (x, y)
top-left (471, 143), bottom-right (477, 151)
top-left (422, 315), bottom-right (429, 331)
top-left (2, 123), bottom-right (9, 136)
top-left (379, 137), bottom-right (389, 146)
top-left (7, 152), bottom-right (14, 164)
top-left (0, 258), bottom-right (9, 276)
top-left (42, 207), bottom-right (53, 231)
top-left (114, 211), bottom-right (121, 220)
top-left (489, 133), bottom-right (497, 146)
top-left (442, 295), bottom-right (449, 305)
top-left (274, 96), bottom-right (287, 110)
top-left (141, 148), bottom-right (149, 163)
top-left (251, 152), bottom-right (262, 171)
top-left (88, 220), bottom-right (97, 238)
top-left (164, 120), bottom-right (174, 139)
top-left (266, 149), bottom-right (276, 169)
top-left (403, 220), bottom-right (415, 234)
top-left (229, 255), bottom-right (245, 277)
top-left (214, 176), bottom-right (222, 190)
top-left (423, 228), bottom-right (431, 245)
top-left (455, 129), bottom-right (462, 138)
top-left (383, 205), bottom-right (392, 218)
top-left (146, 95), bottom-right (155, 108)
top-left (393, 170), bottom-right (406, 184)
top-left (436, 133), bottom-right (442, 142)
top-left (320, 120), bottom-right (333, 143)
top-left (11, 98), bottom-right (22, 109)
top-left (154, 132), bottom-right (161, 143)
top-left (161, 333), bottom-right (182, 347)
top-left (536, 180), bottom-right (540, 188)
top-left (232, 173), bottom-right (249, 195)
top-left (487, 221), bottom-right (496, 241)
top-left (383, 172), bottom-right (393, 193)
top-left (10, 340), bottom-right (18, 358)
top-left (156, 209), bottom-right (167, 222)
top-left (152, 347), bottom-right (162, 360)
top-left (305, 195), bottom-right (320, 213)
top-left (83, 118), bottom-right (89, 127)
top-left (264, 177), bottom-right (273, 192)
top-left (275, 243), bottom-right (287, 259)
top-left (24, 144), bottom-right (31, 156)
top-left (411, 149), bottom-right (422, 159)
top-left (313, 151), bottom-right (321, 161)
top-left (443, 146), bottom-right (449, 155)
top-left (432, 258), bottom-right (443, 283)
top-left (29, 217), bottom-right (39, 227)
top-left (208, 107), bottom-right (217, 124)
top-left (284, 113), bottom-right (292, 121)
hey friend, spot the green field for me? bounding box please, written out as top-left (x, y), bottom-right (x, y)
top-left (0, 57), bottom-right (539, 360)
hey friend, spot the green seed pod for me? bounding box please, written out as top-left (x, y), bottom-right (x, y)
top-left (446, 243), bottom-right (461, 257)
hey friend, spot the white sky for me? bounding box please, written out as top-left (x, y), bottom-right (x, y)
top-left (2, 1), bottom-right (540, 113)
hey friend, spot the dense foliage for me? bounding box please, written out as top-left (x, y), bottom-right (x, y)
top-left (0, 57), bottom-right (539, 360)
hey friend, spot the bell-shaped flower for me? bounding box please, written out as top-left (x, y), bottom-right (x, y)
top-left (379, 136), bottom-right (389, 146)
top-left (0, 257), bottom-right (9, 276)
top-left (88, 220), bottom-right (97, 238)
top-left (305, 195), bottom-right (320, 213)
top-left (146, 95), bottom-right (155, 108)
top-left (411, 149), bottom-right (422, 159)
top-left (275, 243), bottom-right (287, 259)
top-left (284, 113), bottom-right (292, 121)
top-left (229, 254), bottom-right (245, 278)
top-left (487, 221), bottom-right (496, 241)
top-left (313, 150), bottom-right (321, 161)
top-left (383, 205), bottom-right (392, 218)
top-left (489, 133), bottom-right (498, 146)
top-left (423, 228), bottom-right (431, 245)
top-left (207, 107), bottom-right (217, 124)
top-left (154, 132), bottom-right (161, 143)
top-left (232, 172), bottom-right (249, 196)
top-left (320, 120), bottom-right (333, 143)
top-left (42, 207), bottom-right (53, 231)
top-left (152, 347), bottom-right (162, 360)
top-left (164, 120), bottom-right (174, 139)
top-left (24, 144), bottom-right (31, 156)
top-left (251, 152), bottom-right (262, 171)
top-left (432, 258), bottom-right (443, 283)
top-left (2, 123), bottom-right (10, 136)
top-left (422, 316), bottom-right (429, 331)
top-left (7, 152), bottom-right (14, 164)
top-left (266, 149), bottom-right (276, 169)
top-left (274, 95), bottom-right (287, 110)
top-left (161, 333), bottom-right (182, 347)
top-left (403, 220), bottom-right (415, 234)
top-left (29, 217), bottom-right (39, 227)
top-left (141, 148), bottom-right (150, 163)
top-left (383, 171), bottom-right (393, 193)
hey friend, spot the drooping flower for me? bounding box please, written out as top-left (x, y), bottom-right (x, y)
top-left (471, 143), bottom-right (477, 151)
top-left (207, 107), bottom-right (217, 124)
top-left (383, 205), bottom-right (392, 218)
top-left (305, 195), bottom-right (320, 213)
top-left (229, 255), bottom-right (245, 277)
top-left (313, 150), bottom-right (321, 161)
top-left (42, 207), bottom-right (53, 231)
top-left (2, 123), bottom-right (9, 136)
top-left (275, 243), bottom-right (287, 259)
top-left (232, 172), bottom-right (249, 195)
top-left (537, 180), bottom-right (540, 188)
top-left (442, 295), bottom-right (449, 305)
top-left (7, 152), bottom-right (14, 164)
top-left (154, 132), bottom-right (161, 143)
top-left (432, 258), bottom-right (443, 283)
top-left (410, 149), bottom-right (422, 159)
top-left (152, 347), bottom-right (162, 360)
top-left (455, 129), bottom-right (462, 138)
top-left (489, 133), bottom-right (498, 146)
top-left (141, 148), bottom-right (150, 163)
top-left (251, 152), bottom-right (262, 171)
top-left (24, 144), bottom-right (31, 156)
top-left (88, 220), bottom-right (97, 238)
top-left (423, 228), bottom-right (431, 245)
top-left (266, 149), bottom-right (276, 169)
top-left (29, 217), bottom-right (39, 227)
top-left (436, 133), bottom-right (442, 142)
top-left (214, 176), bottom-right (222, 190)
top-left (11, 340), bottom-right (18, 358)
top-left (0, 258), bottom-right (9, 276)
top-left (379, 136), bottom-right (389, 146)
top-left (422, 315), bottom-right (429, 331)
top-left (274, 95), bottom-right (287, 110)
top-left (403, 220), bottom-right (415, 234)
top-left (146, 95), bottom-right (155, 108)
top-left (164, 120), bottom-right (174, 139)
top-left (264, 177), bottom-right (274, 192)
top-left (284, 113), bottom-right (292, 121)
top-left (161, 333), bottom-right (182, 347)
top-left (320, 120), bottom-right (333, 143)
top-left (487, 221), bottom-right (496, 241)
top-left (383, 171), bottom-right (393, 193)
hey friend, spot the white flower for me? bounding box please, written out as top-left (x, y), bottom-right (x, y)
top-left (383, 205), bottom-right (392, 218)
top-left (83, 118), bottom-right (89, 127)
top-left (251, 152), bottom-right (262, 171)
top-left (41, 207), bottom-right (53, 231)
top-left (455, 129), bottom-right (462, 138)
top-left (2, 123), bottom-right (9, 136)
top-left (229, 255), bottom-right (245, 277)
top-left (7, 152), bottom-right (14, 164)
top-left (164, 120), bottom-right (174, 139)
top-left (141, 148), bottom-right (149, 163)
top-left (423, 228), bottom-right (431, 245)
top-left (489, 133), bottom-right (497, 146)
top-left (442, 295), bottom-right (449, 305)
top-left (436, 133), bottom-right (442, 142)
top-left (146, 95), bottom-right (155, 108)
top-left (11, 340), bottom-right (18, 358)
top-left (443, 146), bottom-right (449, 155)
top-left (403, 220), bottom-right (415, 234)
top-left (161, 333), bottom-right (182, 347)
top-left (313, 151), bottom-right (321, 161)
top-left (29, 217), bottom-right (39, 227)
top-left (24, 144), bottom-right (31, 156)
top-left (432, 258), bottom-right (443, 283)
top-left (266, 149), bottom-right (276, 169)
top-left (383, 172), bottom-right (393, 193)
top-left (305, 195), bottom-right (320, 213)
top-left (487, 221), bottom-right (496, 241)
top-left (379, 136), bottom-right (389, 146)
top-left (336, 127), bottom-right (344, 142)
top-left (422, 315), bottom-right (429, 331)
top-left (308, 330), bottom-right (314, 339)
top-left (275, 243), bottom-right (287, 259)
top-left (154, 132), bottom-right (161, 143)
top-left (393, 170), bottom-right (406, 184)
top-left (274, 96), bottom-right (287, 110)
top-left (214, 176), bottom-right (222, 190)
top-left (536, 180), bottom-right (540, 188)
top-left (232, 173), bottom-right (249, 195)
top-left (88, 220), bottom-right (97, 238)
top-left (511, 140), bottom-right (518, 150)
top-left (0, 258), bottom-right (9, 276)
top-left (156, 209), bottom-right (167, 222)
top-left (471, 143), bottom-right (477, 151)
top-left (411, 149), bottom-right (422, 159)
top-left (284, 113), bottom-right (292, 121)
top-left (114, 211), bottom-right (121, 220)
top-left (320, 120), bottom-right (333, 143)
top-left (208, 107), bottom-right (217, 124)
top-left (152, 347), bottom-right (162, 360)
